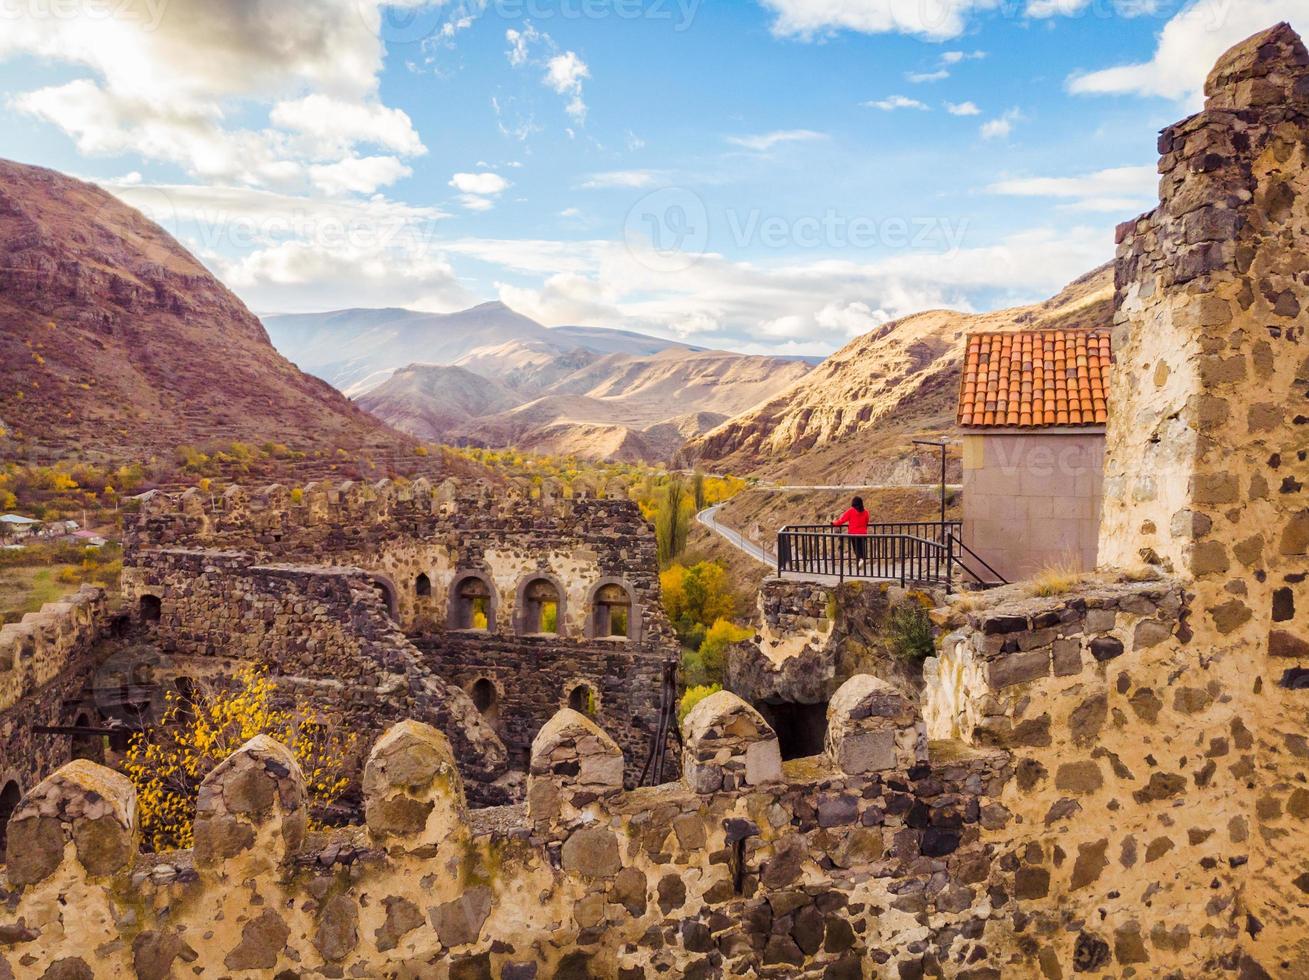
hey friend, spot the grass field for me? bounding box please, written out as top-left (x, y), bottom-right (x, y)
top-left (0, 564), bottom-right (83, 624)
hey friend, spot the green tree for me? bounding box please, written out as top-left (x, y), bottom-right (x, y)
top-left (655, 475), bottom-right (689, 565)
top-left (692, 470), bottom-right (707, 511)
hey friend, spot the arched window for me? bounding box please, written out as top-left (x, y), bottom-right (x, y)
top-left (415, 573), bottom-right (432, 598)
top-left (0, 780), bottom-right (20, 854)
top-left (521, 579), bottom-right (561, 635)
top-left (139, 594), bottom-right (161, 623)
top-left (592, 583), bottom-right (632, 639)
top-left (470, 678), bottom-right (499, 728)
top-left (450, 576), bottom-right (493, 630)
top-left (567, 682), bottom-right (597, 717)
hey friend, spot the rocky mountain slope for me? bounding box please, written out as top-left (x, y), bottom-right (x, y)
top-left (685, 265), bottom-right (1115, 482)
top-left (0, 159), bottom-right (423, 465)
top-left (355, 347), bottom-right (814, 462)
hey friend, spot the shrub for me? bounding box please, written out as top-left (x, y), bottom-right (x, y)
top-left (124, 665), bottom-right (356, 852)
top-left (678, 684), bottom-right (721, 723)
top-left (1029, 559), bottom-right (1087, 597)
top-left (886, 601), bottom-right (936, 663)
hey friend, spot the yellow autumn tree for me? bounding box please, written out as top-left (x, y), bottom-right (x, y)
top-left (124, 665), bottom-right (356, 852)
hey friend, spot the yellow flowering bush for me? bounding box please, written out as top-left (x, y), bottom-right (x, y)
top-left (124, 665), bottom-right (356, 852)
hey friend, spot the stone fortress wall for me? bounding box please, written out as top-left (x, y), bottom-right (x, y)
top-left (120, 475), bottom-right (681, 788)
top-left (3, 22), bottom-right (1309, 980)
top-left (0, 587), bottom-right (110, 821)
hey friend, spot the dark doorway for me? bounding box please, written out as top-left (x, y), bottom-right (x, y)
top-left (71, 712), bottom-right (103, 764)
top-left (0, 780), bottom-right (20, 854)
top-left (757, 701), bottom-right (828, 761)
top-left (415, 573), bottom-right (432, 597)
top-left (139, 594), bottom-right (162, 623)
top-left (568, 683), bottom-right (597, 717)
top-left (471, 678), bottom-right (499, 729)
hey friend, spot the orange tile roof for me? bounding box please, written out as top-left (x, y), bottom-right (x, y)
top-left (957, 330), bottom-right (1112, 429)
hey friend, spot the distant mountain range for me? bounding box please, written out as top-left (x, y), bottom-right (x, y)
top-left (263, 305), bottom-right (815, 463)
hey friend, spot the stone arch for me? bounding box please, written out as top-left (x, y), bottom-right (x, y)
top-left (469, 677), bottom-right (501, 730)
top-left (565, 679), bottom-right (600, 718)
top-left (516, 573), bottom-right (567, 636)
top-left (448, 571), bottom-right (498, 631)
top-left (0, 778), bottom-right (19, 854)
top-left (139, 593), bottom-right (162, 623)
top-left (414, 572), bottom-right (432, 597)
top-left (585, 577), bottom-right (641, 641)
top-left (369, 575), bottom-right (399, 621)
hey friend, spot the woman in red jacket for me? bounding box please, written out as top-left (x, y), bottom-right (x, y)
top-left (833, 496), bottom-right (869, 562)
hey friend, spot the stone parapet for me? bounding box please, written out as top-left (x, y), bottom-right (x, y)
top-left (0, 585), bottom-right (106, 716)
top-left (0, 693), bottom-right (1019, 979)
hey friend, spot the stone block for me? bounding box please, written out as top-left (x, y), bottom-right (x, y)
top-left (681, 690), bottom-right (782, 792)
top-left (527, 708), bottom-right (624, 822)
top-left (5, 760), bottom-right (137, 886)
top-left (364, 720), bottom-right (467, 850)
top-left (194, 734), bottom-right (306, 873)
top-left (825, 674), bottom-right (926, 774)
top-left (987, 649), bottom-right (1051, 689)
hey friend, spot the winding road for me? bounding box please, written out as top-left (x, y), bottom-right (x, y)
top-left (696, 504), bottom-right (774, 568)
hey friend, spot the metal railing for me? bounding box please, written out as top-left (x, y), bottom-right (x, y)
top-left (775, 522), bottom-right (1005, 591)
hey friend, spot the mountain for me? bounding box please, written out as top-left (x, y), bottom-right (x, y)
top-left (269, 302), bottom-right (814, 464)
top-left (0, 159), bottom-right (419, 464)
top-left (262, 303), bottom-right (703, 395)
top-left (355, 347), bottom-right (814, 463)
top-left (685, 265), bottom-right (1115, 482)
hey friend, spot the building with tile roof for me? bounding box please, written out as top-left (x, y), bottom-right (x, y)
top-left (956, 330), bottom-right (1113, 582)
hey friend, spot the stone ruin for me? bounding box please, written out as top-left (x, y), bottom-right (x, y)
top-left (1, 21), bottom-right (1308, 979)
top-left (112, 475), bottom-right (682, 802)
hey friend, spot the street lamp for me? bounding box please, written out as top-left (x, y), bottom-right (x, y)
top-left (913, 440), bottom-right (949, 526)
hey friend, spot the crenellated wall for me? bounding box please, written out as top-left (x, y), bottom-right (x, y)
top-left (121, 475), bottom-right (680, 788)
top-left (0, 586), bottom-right (111, 808)
top-left (0, 681), bottom-right (1023, 980)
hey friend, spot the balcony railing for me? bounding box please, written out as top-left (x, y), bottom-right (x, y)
top-left (775, 521), bottom-right (1005, 591)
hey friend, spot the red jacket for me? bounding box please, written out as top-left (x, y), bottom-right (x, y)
top-left (834, 508), bottom-right (869, 535)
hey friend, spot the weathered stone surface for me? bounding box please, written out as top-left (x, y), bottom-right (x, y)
top-left (365, 720), bottom-right (466, 848)
top-left (561, 827), bottom-right (621, 877)
top-left (430, 886), bottom-right (492, 948)
top-left (682, 691), bottom-right (782, 792)
top-left (194, 735), bottom-right (306, 872)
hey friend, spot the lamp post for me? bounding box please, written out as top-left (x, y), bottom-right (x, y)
top-left (913, 440), bottom-right (949, 526)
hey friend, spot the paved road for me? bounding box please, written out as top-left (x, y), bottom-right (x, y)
top-left (696, 504), bottom-right (774, 568)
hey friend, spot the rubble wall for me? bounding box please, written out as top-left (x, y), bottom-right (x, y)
top-left (1102, 22), bottom-right (1309, 973)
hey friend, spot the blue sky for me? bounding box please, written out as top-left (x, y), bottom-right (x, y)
top-left (0, 0), bottom-right (1300, 355)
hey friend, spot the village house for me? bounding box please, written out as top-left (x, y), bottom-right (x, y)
top-left (0, 514), bottom-right (41, 541)
top-left (956, 329), bottom-right (1111, 582)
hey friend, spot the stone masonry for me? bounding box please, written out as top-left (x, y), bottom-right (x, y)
top-left (121, 476), bottom-right (681, 791)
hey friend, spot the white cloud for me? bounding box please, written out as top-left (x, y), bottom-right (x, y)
top-left (309, 156), bottom-right (412, 195)
top-left (989, 164), bottom-right (1158, 212)
top-left (865, 95), bottom-right (930, 111)
top-left (907, 69), bottom-right (950, 83)
top-left (505, 25), bottom-right (540, 67)
top-left (1, 0), bottom-right (427, 193)
top-left (450, 172), bottom-right (511, 195)
top-left (942, 50), bottom-right (987, 64)
top-left (580, 170), bottom-right (662, 189)
top-left (981, 107), bottom-right (1023, 139)
top-left (449, 172), bottom-right (511, 212)
top-left (545, 51), bottom-right (590, 121)
top-left (759, 0), bottom-right (1002, 41)
top-left (726, 129), bottom-right (828, 151)
top-left (269, 95), bottom-right (426, 158)
top-left (1068, 0), bottom-right (1294, 105)
top-left (1028, 0), bottom-right (1163, 16)
top-left (946, 101), bottom-right (982, 116)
